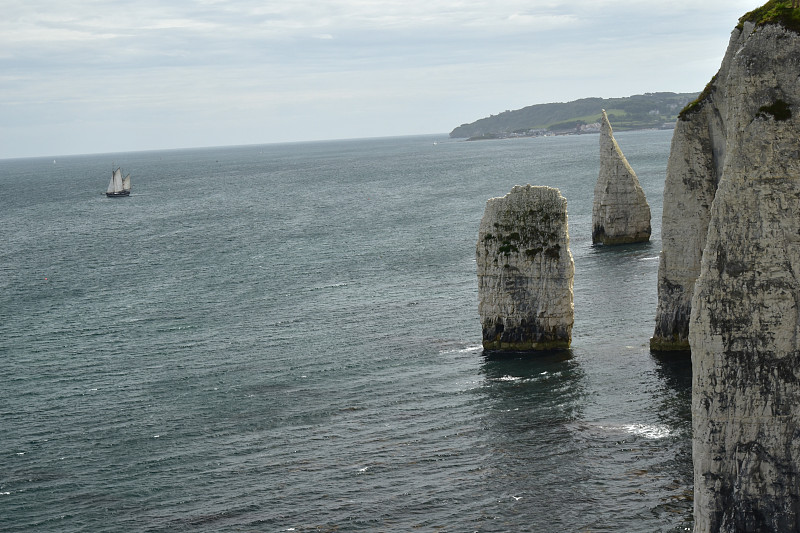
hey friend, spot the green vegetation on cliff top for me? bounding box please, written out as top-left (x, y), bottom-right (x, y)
top-left (738, 0), bottom-right (800, 33)
top-left (449, 92), bottom-right (697, 139)
top-left (678, 75), bottom-right (717, 121)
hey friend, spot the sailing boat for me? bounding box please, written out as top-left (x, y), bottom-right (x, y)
top-left (106, 166), bottom-right (131, 197)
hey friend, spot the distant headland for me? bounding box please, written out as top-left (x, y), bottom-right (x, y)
top-left (450, 92), bottom-right (698, 140)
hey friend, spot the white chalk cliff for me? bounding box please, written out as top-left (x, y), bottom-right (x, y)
top-left (591, 110), bottom-right (651, 245)
top-left (650, 75), bottom-right (727, 352)
top-left (476, 185), bottom-right (574, 351)
top-left (669, 8), bottom-right (800, 532)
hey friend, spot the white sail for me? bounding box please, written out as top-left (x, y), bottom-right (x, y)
top-left (106, 166), bottom-right (131, 196)
top-left (111, 167), bottom-right (124, 193)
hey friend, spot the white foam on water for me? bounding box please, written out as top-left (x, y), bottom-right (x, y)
top-left (438, 344), bottom-right (482, 355)
top-left (622, 423), bottom-right (672, 439)
top-left (573, 422), bottom-right (673, 440)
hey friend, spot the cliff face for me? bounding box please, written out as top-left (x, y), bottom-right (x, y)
top-left (476, 185), bottom-right (574, 351)
top-left (684, 18), bottom-right (800, 533)
top-left (651, 4), bottom-right (800, 352)
top-left (591, 110), bottom-right (651, 245)
top-left (650, 83), bottom-right (729, 350)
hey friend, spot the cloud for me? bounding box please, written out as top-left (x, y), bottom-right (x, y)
top-left (0, 0), bottom-right (763, 158)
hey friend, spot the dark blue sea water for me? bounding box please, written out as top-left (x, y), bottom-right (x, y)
top-left (1, 131), bottom-right (692, 532)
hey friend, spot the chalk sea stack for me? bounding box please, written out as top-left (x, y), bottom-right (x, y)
top-left (591, 110), bottom-right (651, 245)
top-left (650, 74), bottom-right (727, 352)
top-left (657, 3), bottom-right (800, 531)
top-left (476, 185), bottom-right (574, 351)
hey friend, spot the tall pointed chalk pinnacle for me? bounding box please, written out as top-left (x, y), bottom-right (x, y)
top-left (591, 110), bottom-right (651, 245)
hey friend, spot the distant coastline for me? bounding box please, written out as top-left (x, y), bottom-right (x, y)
top-left (451, 92), bottom-right (695, 140)
top-left (465, 121), bottom-right (676, 141)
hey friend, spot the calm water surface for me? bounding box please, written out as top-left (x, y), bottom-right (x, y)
top-left (1, 131), bottom-right (692, 532)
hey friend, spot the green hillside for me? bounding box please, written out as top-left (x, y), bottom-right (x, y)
top-left (449, 92), bottom-right (698, 139)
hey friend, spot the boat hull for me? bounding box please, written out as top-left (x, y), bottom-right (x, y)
top-left (106, 190), bottom-right (131, 197)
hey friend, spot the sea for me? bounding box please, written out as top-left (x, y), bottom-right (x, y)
top-left (1, 130), bottom-right (693, 532)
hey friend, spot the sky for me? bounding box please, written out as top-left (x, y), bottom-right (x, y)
top-left (2, 0), bottom-right (763, 159)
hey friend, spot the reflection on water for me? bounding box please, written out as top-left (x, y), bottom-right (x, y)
top-left (480, 350), bottom-right (584, 427)
top-left (474, 349), bottom-right (693, 532)
top-left (651, 351), bottom-right (694, 530)
top-left (651, 351), bottom-right (692, 431)
top-left (475, 351), bottom-right (594, 530)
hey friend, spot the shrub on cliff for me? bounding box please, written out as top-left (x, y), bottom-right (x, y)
top-left (738, 0), bottom-right (800, 33)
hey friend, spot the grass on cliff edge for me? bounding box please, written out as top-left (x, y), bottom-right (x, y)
top-left (678, 75), bottom-right (717, 121)
top-left (738, 0), bottom-right (800, 33)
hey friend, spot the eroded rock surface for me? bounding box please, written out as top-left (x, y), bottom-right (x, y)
top-left (650, 59), bottom-right (729, 353)
top-left (685, 19), bottom-right (800, 533)
top-left (477, 185), bottom-right (574, 351)
top-left (591, 110), bottom-right (651, 245)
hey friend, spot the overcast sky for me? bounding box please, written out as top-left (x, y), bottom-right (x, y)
top-left (2, 0), bottom-right (761, 159)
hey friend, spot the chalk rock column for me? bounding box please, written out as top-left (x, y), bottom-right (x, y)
top-left (689, 21), bottom-right (800, 533)
top-left (650, 52), bottom-right (730, 352)
top-left (476, 185), bottom-right (574, 351)
top-left (592, 110), bottom-right (651, 245)
top-left (649, 105), bottom-right (723, 351)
